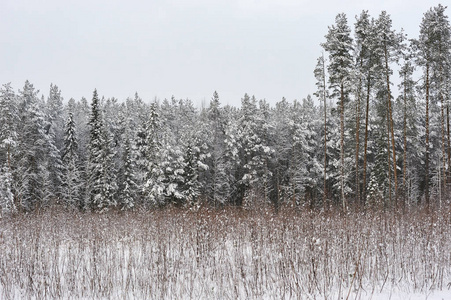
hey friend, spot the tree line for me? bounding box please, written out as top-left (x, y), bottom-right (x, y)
top-left (0, 5), bottom-right (450, 213)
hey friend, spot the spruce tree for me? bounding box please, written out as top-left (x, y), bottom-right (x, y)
top-left (62, 112), bottom-right (82, 209)
top-left (144, 102), bottom-right (166, 207)
top-left (205, 91), bottom-right (229, 207)
top-left (87, 89), bottom-right (116, 211)
top-left (0, 84), bottom-right (17, 213)
top-left (43, 84), bottom-right (65, 201)
top-left (119, 135), bottom-right (137, 210)
top-left (15, 81), bottom-right (52, 210)
top-left (236, 94), bottom-right (273, 207)
top-left (0, 83), bottom-right (18, 171)
top-left (290, 96), bottom-right (322, 208)
top-left (0, 166), bottom-right (15, 214)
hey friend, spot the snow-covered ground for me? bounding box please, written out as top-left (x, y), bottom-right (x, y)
top-left (0, 208), bottom-right (450, 299)
top-left (358, 290), bottom-right (450, 300)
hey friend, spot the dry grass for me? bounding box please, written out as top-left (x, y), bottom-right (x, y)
top-left (0, 207), bottom-right (450, 299)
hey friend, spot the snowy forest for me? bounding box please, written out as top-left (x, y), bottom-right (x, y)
top-left (1, 4), bottom-right (451, 299)
top-left (1, 5), bottom-right (451, 214)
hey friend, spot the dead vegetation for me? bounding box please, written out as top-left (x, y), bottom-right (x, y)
top-left (0, 206), bottom-right (450, 299)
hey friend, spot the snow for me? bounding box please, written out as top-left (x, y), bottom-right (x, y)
top-left (360, 290), bottom-right (451, 300)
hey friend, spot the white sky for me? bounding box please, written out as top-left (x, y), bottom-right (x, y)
top-left (0, 0), bottom-right (445, 107)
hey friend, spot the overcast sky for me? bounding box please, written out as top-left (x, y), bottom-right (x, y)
top-left (0, 0), bottom-right (445, 107)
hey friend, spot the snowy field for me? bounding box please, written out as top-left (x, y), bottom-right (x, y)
top-left (0, 208), bottom-right (450, 299)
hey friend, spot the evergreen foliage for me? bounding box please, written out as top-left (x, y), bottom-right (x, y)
top-left (1, 5), bottom-right (450, 214)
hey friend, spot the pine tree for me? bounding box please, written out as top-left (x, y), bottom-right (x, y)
top-left (375, 11), bottom-right (402, 204)
top-left (397, 43), bottom-right (420, 205)
top-left (353, 11), bottom-right (372, 204)
top-left (314, 54), bottom-right (329, 207)
top-left (416, 5), bottom-right (451, 206)
top-left (322, 13), bottom-right (354, 209)
top-left (429, 5), bottom-right (451, 202)
top-left (360, 16), bottom-right (379, 203)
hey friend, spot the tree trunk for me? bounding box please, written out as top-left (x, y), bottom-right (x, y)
top-left (387, 99), bottom-right (392, 207)
top-left (440, 72), bottom-right (446, 204)
top-left (384, 41), bottom-right (398, 204)
top-left (362, 75), bottom-right (371, 206)
top-left (425, 62), bottom-right (430, 207)
top-left (403, 75), bottom-right (408, 209)
top-left (447, 104), bottom-right (450, 185)
top-left (7, 144), bottom-right (11, 171)
top-left (323, 59), bottom-right (328, 211)
top-left (355, 65), bottom-right (362, 205)
top-left (340, 83), bottom-right (346, 211)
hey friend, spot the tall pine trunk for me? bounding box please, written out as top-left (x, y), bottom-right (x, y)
top-left (355, 68), bottom-right (362, 205)
top-left (439, 63), bottom-right (447, 203)
top-left (322, 62), bottom-right (328, 210)
top-left (447, 104), bottom-right (451, 185)
top-left (340, 83), bottom-right (346, 211)
top-left (362, 75), bottom-right (371, 206)
top-left (402, 76), bottom-right (408, 209)
top-left (384, 41), bottom-right (398, 204)
top-left (425, 63), bottom-right (430, 207)
top-left (440, 72), bottom-right (446, 203)
top-left (387, 103), bottom-right (392, 208)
